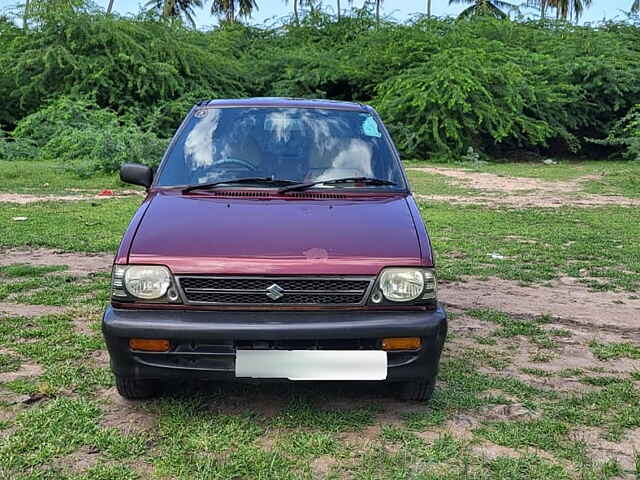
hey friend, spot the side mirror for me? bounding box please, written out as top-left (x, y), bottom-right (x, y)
top-left (120, 163), bottom-right (153, 188)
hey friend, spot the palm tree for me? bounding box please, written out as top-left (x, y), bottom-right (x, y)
top-left (375, 0), bottom-right (383, 24)
top-left (146, 0), bottom-right (203, 27)
top-left (631, 0), bottom-right (639, 12)
top-left (284, 0), bottom-right (317, 24)
top-left (531, 0), bottom-right (593, 21)
top-left (553, 0), bottom-right (592, 21)
top-left (211, 0), bottom-right (257, 22)
top-left (285, 0), bottom-right (299, 23)
top-left (107, 0), bottom-right (115, 13)
top-left (23, 0), bottom-right (30, 28)
top-left (449, 0), bottom-right (519, 19)
top-left (427, 0), bottom-right (432, 17)
top-left (336, 0), bottom-right (354, 20)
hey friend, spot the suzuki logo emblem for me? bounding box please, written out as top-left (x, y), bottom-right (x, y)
top-left (266, 283), bottom-right (285, 300)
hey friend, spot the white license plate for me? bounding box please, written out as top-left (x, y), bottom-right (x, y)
top-left (235, 350), bottom-right (388, 381)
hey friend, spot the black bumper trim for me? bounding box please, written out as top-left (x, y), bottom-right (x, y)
top-left (101, 305), bottom-right (447, 381)
top-left (102, 305), bottom-right (447, 340)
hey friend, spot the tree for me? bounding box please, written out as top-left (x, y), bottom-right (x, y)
top-left (631, 0), bottom-right (639, 13)
top-left (285, 0), bottom-right (299, 23)
top-left (336, 0), bottom-right (353, 20)
top-left (106, 0), bottom-right (114, 13)
top-left (145, 0), bottom-right (203, 27)
top-left (553, 0), bottom-right (593, 21)
top-left (23, 0), bottom-right (30, 29)
top-left (375, 0), bottom-right (383, 24)
top-left (284, 0), bottom-right (317, 24)
top-left (211, 0), bottom-right (257, 22)
top-left (427, 0), bottom-right (432, 17)
top-left (530, 0), bottom-right (593, 21)
top-left (449, 0), bottom-right (519, 19)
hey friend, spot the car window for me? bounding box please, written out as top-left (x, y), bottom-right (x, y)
top-left (156, 107), bottom-right (405, 189)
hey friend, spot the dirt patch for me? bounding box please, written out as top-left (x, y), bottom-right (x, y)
top-left (572, 426), bottom-right (640, 473)
top-left (89, 349), bottom-right (110, 367)
top-left (0, 191), bottom-right (143, 204)
top-left (0, 362), bottom-right (43, 383)
top-left (440, 277), bottom-right (640, 333)
top-left (409, 166), bottom-right (639, 208)
top-left (98, 387), bottom-right (157, 435)
top-left (480, 403), bottom-right (537, 422)
top-left (340, 424), bottom-right (383, 451)
top-left (52, 446), bottom-right (100, 475)
top-left (0, 302), bottom-right (65, 317)
top-left (408, 166), bottom-right (583, 193)
top-left (448, 308), bottom-right (639, 396)
top-left (72, 316), bottom-right (98, 336)
top-left (311, 455), bottom-right (338, 478)
top-left (415, 193), bottom-right (640, 208)
top-left (415, 413), bottom-right (479, 443)
top-left (472, 442), bottom-right (522, 461)
top-left (0, 248), bottom-right (112, 275)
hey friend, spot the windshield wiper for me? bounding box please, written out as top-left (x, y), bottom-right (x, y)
top-left (278, 177), bottom-right (397, 194)
top-left (182, 177), bottom-right (298, 194)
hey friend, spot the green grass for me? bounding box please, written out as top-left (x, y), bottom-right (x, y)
top-left (0, 352), bottom-right (21, 373)
top-left (0, 397), bottom-right (147, 476)
top-left (550, 381), bottom-right (640, 440)
top-left (405, 159), bottom-right (640, 184)
top-left (467, 309), bottom-right (558, 349)
top-left (520, 367), bottom-right (553, 377)
top-left (1, 306), bottom-right (636, 478)
top-left (1, 160), bottom-right (639, 478)
top-left (405, 170), bottom-right (473, 196)
top-left (583, 168), bottom-right (640, 198)
top-left (0, 161), bottom-right (637, 295)
top-left (589, 341), bottom-right (640, 361)
top-left (0, 271), bottom-right (110, 307)
top-left (0, 264), bottom-right (68, 277)
top-left (272, 399), bottom-right (377, 432)
top-left (0, 160), bottom-right (128, 194)
top-left (421, 202), bottom-right (640, 290)
top-left (0, 198), bottom-right (140, 253)
top-left (475, 418), bottom-right (584, 460)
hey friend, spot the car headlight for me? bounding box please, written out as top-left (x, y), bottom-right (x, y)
top-left (371, 268), bottom-right (437, 304)
top-left (112, 265), bottom-right (179, 302)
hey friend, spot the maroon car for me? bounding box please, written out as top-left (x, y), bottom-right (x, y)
top-left (102, 98), bottom-right (447, 401)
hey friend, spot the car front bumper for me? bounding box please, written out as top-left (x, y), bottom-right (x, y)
top-left (102, 304), bottom-right (448, 382)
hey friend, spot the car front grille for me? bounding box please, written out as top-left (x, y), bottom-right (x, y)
top-left (176, 276), bottom-right (374, 306)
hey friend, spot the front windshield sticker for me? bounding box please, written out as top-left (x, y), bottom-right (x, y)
top-left (362, 116), bottom-right (382, 138)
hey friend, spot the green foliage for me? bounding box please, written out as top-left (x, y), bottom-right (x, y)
top-left (374, 45), bottom-right (576, 156)
top-left (0, 10), bottom-right (244, 128)
top-left (590, 104), bottom-right (640, 161)
top-left (1, 10), bottom-right (640, 165)
top-left (5, 96), bottom-right (167, 176)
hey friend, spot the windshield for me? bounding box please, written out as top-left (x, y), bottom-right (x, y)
top-left (156, 107), bottom-right (406, 190)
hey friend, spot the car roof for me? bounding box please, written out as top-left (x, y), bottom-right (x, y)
top-left (198, 97), bottom-right (369, 112)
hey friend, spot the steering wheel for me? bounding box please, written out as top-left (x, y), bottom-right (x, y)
top-left (215, 158), bottom-right (258, 172)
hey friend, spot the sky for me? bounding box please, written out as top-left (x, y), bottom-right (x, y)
top-left (1, 0), bottom-right (635, 28)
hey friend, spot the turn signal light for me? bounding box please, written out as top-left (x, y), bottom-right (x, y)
top-left (382, 337), bottom-right (422, 351)
top-left (129, 338), bottom-right (171, 352)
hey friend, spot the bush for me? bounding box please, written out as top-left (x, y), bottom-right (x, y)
top-left (0, 10), bottom-right (244, 128)
top-left (590, 105), bottom-right (640, 161)
top-left (1, 9), bottom-right (640, 164)
top-left (5, 96), bottom-right (167, 176)
top-left (374, 46), bottom-right (577, 157)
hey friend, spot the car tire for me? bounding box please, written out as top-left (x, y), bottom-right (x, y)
top-left (115, 375), bottom-right (158, 400)
top-left (398, 377), bottom-right (436, 402)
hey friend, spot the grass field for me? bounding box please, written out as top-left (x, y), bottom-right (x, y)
top-left (0, 159), bottom-right (639, 479)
